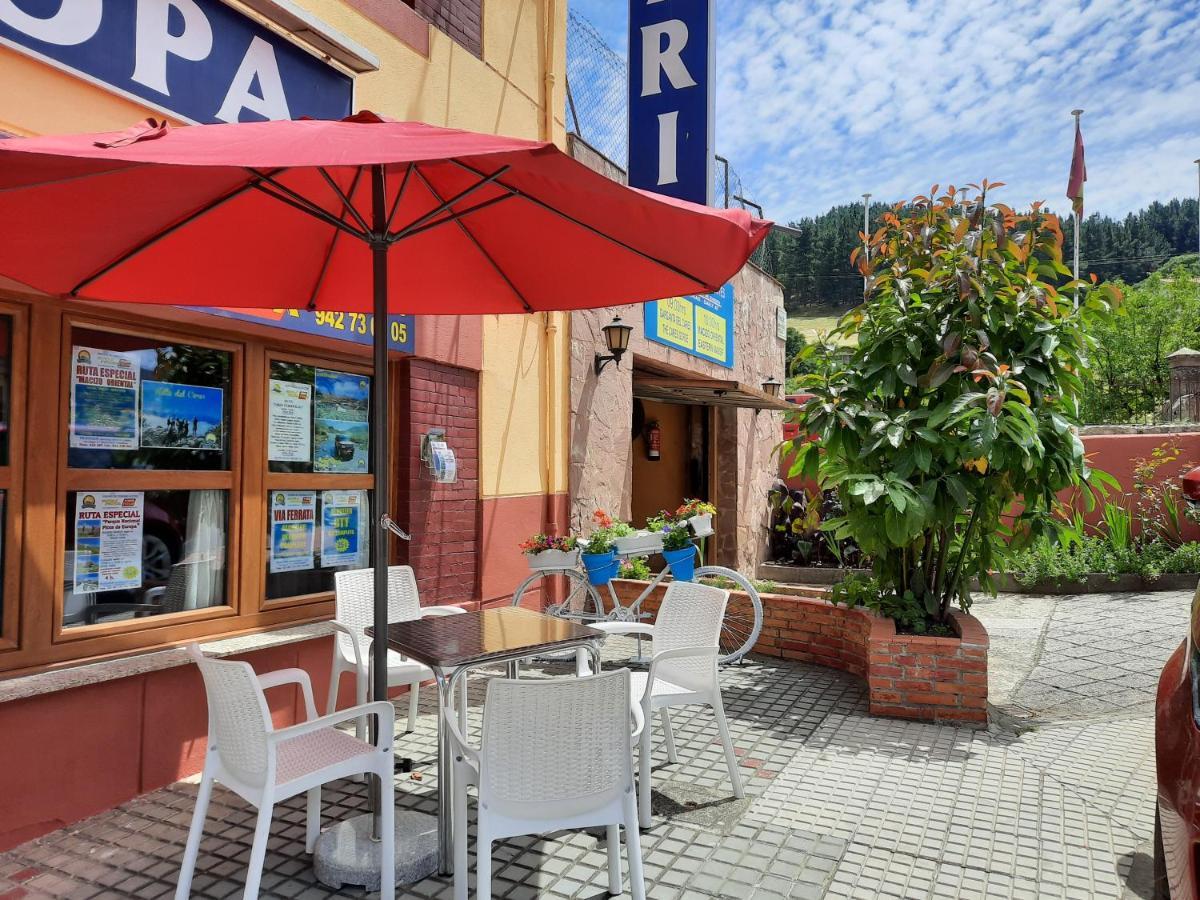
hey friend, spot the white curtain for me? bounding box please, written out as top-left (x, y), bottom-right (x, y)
top-left (181, 489), bottom-right (226, 610)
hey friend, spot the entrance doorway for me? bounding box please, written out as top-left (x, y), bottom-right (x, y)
top-left (630, 397), bottom-right (710, 529)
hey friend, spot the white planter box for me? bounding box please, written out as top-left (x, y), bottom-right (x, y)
top-left (526, 548), bottom-right (580, 570)
top-left (688, 513), bottom-right (714, 537)
top-left (615, 530), bottom-right (664, 556)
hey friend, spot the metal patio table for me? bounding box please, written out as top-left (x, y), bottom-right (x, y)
top-left (368, 606), bottom-right (605, 874)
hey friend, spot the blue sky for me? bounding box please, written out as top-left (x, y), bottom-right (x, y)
top-left (570, 0), bottom-right (1200, 224)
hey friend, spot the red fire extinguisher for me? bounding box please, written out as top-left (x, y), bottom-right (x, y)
top-left (646, 421), bottom-right (661, 461)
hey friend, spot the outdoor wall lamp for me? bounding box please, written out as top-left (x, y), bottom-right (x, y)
top-left (594, 315), bottom-right (633, 375)
top-left (762, 377), bottom-right (782, 398)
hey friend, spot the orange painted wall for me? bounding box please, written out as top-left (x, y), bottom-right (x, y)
top-left (479, 491), bottom-right (568, 607)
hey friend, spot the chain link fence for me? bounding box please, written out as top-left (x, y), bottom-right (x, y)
top-left (566, 10), bottom-right (774, 274)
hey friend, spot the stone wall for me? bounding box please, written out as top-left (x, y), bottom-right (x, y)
top-left (567, 137), bottom-right (786, 572)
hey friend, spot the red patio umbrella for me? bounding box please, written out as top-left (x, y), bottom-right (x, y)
top-left (0, 111), bottom-right (769, 883)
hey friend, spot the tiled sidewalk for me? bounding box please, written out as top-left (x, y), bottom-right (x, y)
top-left (0, 592), bottom-right (1184, 900)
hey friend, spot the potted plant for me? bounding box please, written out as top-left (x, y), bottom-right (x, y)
top-left (786, 182), bottom-right (1121, 633)
top-left (519, 533), bottom-right (579, 570)
top-left (650, 513), bottom-right (698, 581)
top-left (676, 499), bottom-right (717, 537)
top-left (580, 509), bottom-right (632, 585)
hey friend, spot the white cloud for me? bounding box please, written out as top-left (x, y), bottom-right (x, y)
top-left (712, 0), bottom-right (1200, 222)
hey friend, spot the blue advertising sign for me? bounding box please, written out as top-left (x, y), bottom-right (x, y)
top-left (0, 0), bottom-right (352, 124)
top-left (644, 283), bottom-right (734, 368)
top-left (628, 0), bottom-right (714, 205)
top-left (200, 307), bottom-right (415, 354)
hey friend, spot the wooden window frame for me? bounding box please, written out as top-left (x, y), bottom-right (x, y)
top-left (0, 301), bottom-right (27, 652)
top-left (0, 295), bottom-right (397, 678)
top-left (258, 349), bottom-right (374, 613)
top-left (52, 315), bottom-right (244, 645)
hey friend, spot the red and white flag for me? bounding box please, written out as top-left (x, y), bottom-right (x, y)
top-left (1067, 119), bottom-right (1087, 217)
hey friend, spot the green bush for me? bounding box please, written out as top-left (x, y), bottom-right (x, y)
top-left (1009, 537), bottom-right (1200, 584)
top-left (786, 182), bottom-right (1120, 626)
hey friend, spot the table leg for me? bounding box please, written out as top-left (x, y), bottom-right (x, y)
top-left (434, 668), bottom-right (454, 876)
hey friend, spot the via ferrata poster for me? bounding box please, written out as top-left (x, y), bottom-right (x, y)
top-left (269, 491), bottom-right (316, 573)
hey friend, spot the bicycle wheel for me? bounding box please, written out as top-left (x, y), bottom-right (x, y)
top-left (693, 566), bottom-right (763, 664)
top-left (511, 567), bottom-right (605, 621)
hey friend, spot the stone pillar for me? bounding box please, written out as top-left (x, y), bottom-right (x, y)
top-left (1166, 348), bottom-right (1200, 423)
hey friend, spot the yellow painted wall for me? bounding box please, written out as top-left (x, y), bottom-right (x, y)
top-left (0, 0), bottom-right (570, 503)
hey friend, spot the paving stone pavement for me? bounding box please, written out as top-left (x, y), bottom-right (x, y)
top-left (0, 591), bottom-right (1191, 900)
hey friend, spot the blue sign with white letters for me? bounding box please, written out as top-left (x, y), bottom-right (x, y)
top-left (0, 0), bottom-right (352, 124)
top-left (627, 0), bottom-right (714, 205)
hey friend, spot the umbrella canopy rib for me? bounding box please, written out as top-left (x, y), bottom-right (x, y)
top-left (392, 192), bottom-right (515, 242)
top-left (384, 164), bottom-right (414, 233)
top-left (308, 166), bottom-right (365, 311)
top-left (387, 165), bottom-right (510, 244)
top-left (247, 169), bottom-right (368, 241)
top-left (317, 165), bottom-right (371, 235)
top-left (70, 167), bottom-right (285, 296)
top-left (449, 158), bottom-right (712, 293)
top-left (411, 166), bottom-right (533, 313)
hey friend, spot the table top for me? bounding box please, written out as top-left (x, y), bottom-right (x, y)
top-left (366, 606), bottom-right (603, 669)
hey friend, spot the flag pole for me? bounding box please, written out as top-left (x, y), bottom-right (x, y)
top-left (1071, 109), bottom-right (1083, 307)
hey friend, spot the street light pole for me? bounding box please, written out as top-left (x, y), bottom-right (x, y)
top-left (1194, 158), bottom-right (1200, 258)
top-left (862, 192), bottom-right (871, 295)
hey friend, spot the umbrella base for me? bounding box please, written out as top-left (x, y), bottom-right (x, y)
top-left (313, 811), bottom-right (438, 890)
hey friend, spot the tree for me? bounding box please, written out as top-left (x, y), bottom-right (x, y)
top-left (1079, 268), bottom-right (1200, 423)
top-left (786, 182), bottom-right (1120, 625)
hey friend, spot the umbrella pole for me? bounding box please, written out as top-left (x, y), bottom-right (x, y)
top-left (369, 163), bottom-right (391, 841)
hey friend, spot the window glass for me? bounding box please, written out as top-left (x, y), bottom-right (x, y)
top-left (62, 489), bottom-right (228, 628)
top-left (265, 489), bottom-right (371, 599)
top-left (268, 360), bottom-right (371, 474)
top-left (67, 329), bottom-right (231, 470)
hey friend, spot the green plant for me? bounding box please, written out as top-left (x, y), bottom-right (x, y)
top-left (582, 509), bottom-right (634, 555)
top-left (1010, 536), bottom-right (1200, 585)
top-left (619, 556), bottom-right (652, 580)
top-left (676, 499), bottom-right (717, 518)
top-left (518, 533), bottom-right (578, 554)
top-left (828, 573), bottom-right (950, 635)
top-left (1100, 501), bottom-right (1133, 551)
top-left (659, 522), bottom-right (694, 552)
top-left (786, 182), bottom-right (1121, 626)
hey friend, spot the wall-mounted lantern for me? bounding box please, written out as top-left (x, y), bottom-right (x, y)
top-left (594, 316), bottom-right (633, 375)
top-left (762, 376), bottom-right (782, 398)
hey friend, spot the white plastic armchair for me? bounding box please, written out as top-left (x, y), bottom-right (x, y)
top-left (577, 580), bottom-right (745, 828)
top-left (328, 565), bottom-right (467, 735)
top-left (176, 644), bottom-right (396, 900)
top-left (445, 671), bottom-right (645, 900)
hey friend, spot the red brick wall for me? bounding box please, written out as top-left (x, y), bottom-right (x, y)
top-left (395, 359), bottom-right (480, 605)
top-left (412, 0), bottom-right (482, 56)
top-left (610, 579), bottom-right (989, 727)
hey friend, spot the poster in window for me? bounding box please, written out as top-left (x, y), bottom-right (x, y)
top-left (69, 347), bottom-right (140, 449)
top-left (139, 381), bottom-right (224, 451)
top-left (270, 491), bottom-right (316, 573)
top-left (73, 491), bottom-right (144, 593)
top-left (320, 490), bottom-right (366, 568)
top-left (267, 379), bottom-right (311, 462)
top-left (313, 369), bottom-right (369, 473)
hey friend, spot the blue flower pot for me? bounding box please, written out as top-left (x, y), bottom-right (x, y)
top-left (662, 545), bottom-right (697, 582)
top-left (582, 550), bottom-right (619, 586)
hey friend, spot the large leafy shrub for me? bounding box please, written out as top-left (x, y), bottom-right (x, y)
top-left (786, 182), bottom-right (1120, 624)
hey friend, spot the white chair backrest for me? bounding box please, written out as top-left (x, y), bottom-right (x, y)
top-left (188, 645), bottom-right (273, 787)
top-left (480, 671), bottom-right (632, 812)
top-left (654, 580), bottom-right (729, 690)
top-left (333, 566), bottom-right (422, 658)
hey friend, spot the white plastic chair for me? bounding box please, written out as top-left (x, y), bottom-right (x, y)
top-left (328, 565), bottom-right (466, 735)
top-left (176, 645), bottom-right (396, 900)
top-left (578, 580), bottom-right (745, 828)
top-left (446, 670), bottom-right (646, 900)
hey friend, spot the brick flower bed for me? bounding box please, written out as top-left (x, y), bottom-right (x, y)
top-left (610, 579), bottom-right (989, 727)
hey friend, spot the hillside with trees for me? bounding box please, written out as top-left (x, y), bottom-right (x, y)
top-left (772, 196), bottom-right (1200, 313)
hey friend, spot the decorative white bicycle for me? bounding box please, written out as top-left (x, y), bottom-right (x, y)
top-left (511, 529), bottom-right (763, 665)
